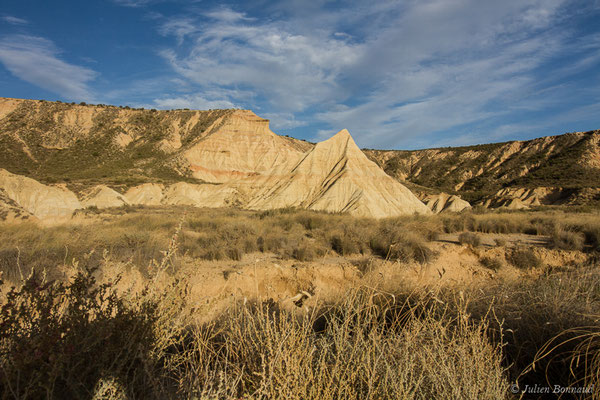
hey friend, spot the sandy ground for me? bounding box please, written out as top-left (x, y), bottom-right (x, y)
top-left (90, 233), bottom-right (590, 323)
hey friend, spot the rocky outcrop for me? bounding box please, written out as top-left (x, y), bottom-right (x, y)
top-left (365, 130), bottom-right (600, 204)
top-left (0, 169), bottom-right (81, 218)
top-left (422, 193), bottom-right (471, 213)
top-left (183, 110), bottom-right (306, 183)
top-left (80, 185), bottom-right (128, 209)
top-left (479, 197), bottom-right (529, 210)
top-left (246, 129), bottom-right (431, 218)
top-left (124, 183), bottom-right (165, 206)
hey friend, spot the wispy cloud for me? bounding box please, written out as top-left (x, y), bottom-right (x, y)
top-left (0, 35), bottom-right (97, 101)
top-left (159, 7), bottom-right (362, 112)
top-left (1, 15), bottom-right (28, 25)
top-left (149, 93), bottom-right (238, 110)
top-left (112, 0), bottom-right (155, 8)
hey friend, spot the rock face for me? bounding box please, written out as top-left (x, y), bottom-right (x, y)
top-left (162, 183), bottom-right (240, 208)
top-left (246, 129), bottom-right (431, 218)
top-left (124, 183), bottom-right (165, 206)
top-left (183, 110), bottom-right (305, 183)
top-left (422, 193), bottom-right (471, 213)
top-left (0, 188), bottom-right (36, 222)
top-left (0, 169), bottom-right (81, 218)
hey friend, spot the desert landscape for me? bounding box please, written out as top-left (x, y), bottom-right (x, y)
top-left (0, 98), bottom-right (599, 399)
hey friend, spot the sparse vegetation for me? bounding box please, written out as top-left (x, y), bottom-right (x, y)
top-left (479, 256), bottom-right (503, 271)
top-left (458, 232), bottom-right (481, 247)
top-left (506, 247), bottom-right (542, 269)
top-left (1, 207), bottom-right (600, 398)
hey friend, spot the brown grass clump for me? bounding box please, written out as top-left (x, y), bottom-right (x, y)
top-left (479, 256), bottom-right (503, 272)
top-left (506, 247), bottom-right (542, 269)
top-left (549, 225), bottom-right (586, 251)
top-left (174, 290), bottom-right (507, 399)
top-left (458, 232), bottom-right (481, 247)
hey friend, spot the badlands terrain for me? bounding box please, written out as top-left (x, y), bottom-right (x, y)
top-left (1, 98), bottom-right (600, 399)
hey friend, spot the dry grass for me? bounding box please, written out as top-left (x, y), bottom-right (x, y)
top-left (0, 208), bottom-right (441, 284)
top-left (2, 207), bottom-right (600, 398)
top-left (0, 265), bottom-right (508, 399)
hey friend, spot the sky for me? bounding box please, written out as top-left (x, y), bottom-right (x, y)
top-left (1, 0), bottom-right (600, 149)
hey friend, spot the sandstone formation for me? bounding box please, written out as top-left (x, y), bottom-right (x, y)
top-left (0, 188), bottom-right (36, 222)
top-left (246, 129), bottom-right (431, 218)
top-left (0, 169), bottom-right (81, 218)
top-left (162, 182), bottom-right (240, 208)
top-left (365, 129), bottom-right (600, 205)
top-left (422, 193), bottom-right (471, 213)
top-left (2, 97), bottom-right (599, 217)
top-left (182, 110), bottom-right (306, 183)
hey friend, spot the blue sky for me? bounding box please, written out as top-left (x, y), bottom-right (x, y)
top-left (1, 0), bottom-right (600, 149)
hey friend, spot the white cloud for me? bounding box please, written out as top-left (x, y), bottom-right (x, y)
top-left (159, 9), bottom-right (362, 111)
top-left (262, 112), bottom-right (306, 130)
top-left (0, 35), bottom-right (97, 101)
top-left (149, 93), bottom-right (237, 110)
top-left (154, 0), bottom-right (598, 148)
top-left (1, 15), bottom-right (28, 25)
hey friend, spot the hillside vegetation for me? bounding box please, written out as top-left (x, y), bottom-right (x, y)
top-left (0, 98), bottom-right (236, 186)
top-left (365, 130), bottom-right (600, 203)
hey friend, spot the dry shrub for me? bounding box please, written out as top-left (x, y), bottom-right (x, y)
top-left (0, 265), bottom-right (185, 399)
top-left (175, 290), bottom-right (507, 399)
top-left (494, 237), bottom-right (507, 247)
top-left (506, 247), bottom-right (542, 269)
top-left (550, 225), bottom-right (585, 251)
top-left (479, 256), bottom-right (503, 271)
top-left (458, 232), bottom-right (481, 247)
top-left (465, 267), bottom-right (600, 395)
top-left (370, 221), bottom-right (436, 263)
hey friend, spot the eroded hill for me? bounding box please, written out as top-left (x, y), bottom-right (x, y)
top-left (365, 130), bottom-right (600, 206)
top-left (0, 98), bottom-right (429, 219)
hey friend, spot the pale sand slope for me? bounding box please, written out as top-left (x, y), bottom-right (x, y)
top-left (124, 183), bottom-right (165, 206)
top-left (80, 185), bottom-right (129, 209)
top-left (423, 193), bottom-right (471, 213)
top-left (0, 169), bottom-right (81, 218)
top-left (0, 188), bottom-right (37, 222)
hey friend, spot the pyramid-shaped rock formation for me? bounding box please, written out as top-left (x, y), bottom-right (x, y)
top-left (246, 129), bottom-right (431, 218)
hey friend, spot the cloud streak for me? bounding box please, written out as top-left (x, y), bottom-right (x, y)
top-left (0, 35), bottom-right (97, 101)
top-left (1, 15), bottom-right (28, 25)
